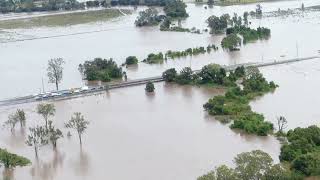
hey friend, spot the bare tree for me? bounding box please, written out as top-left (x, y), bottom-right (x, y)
top-left (65, 112), bottom-right (89, 146)
top-left (277, 116), bottom-right (288, 133)
top-left (37, 103), bottom-right (55, 130)
top-left (26, 126), bottom-right (48, 158)
top-left (47, 58), bottom-right (65, 91)
top-left (48, 121), bottom-right (63, 149)
top-left (4, 113), bottom-right (19, 133)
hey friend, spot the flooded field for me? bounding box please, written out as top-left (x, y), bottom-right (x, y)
top-left (1, 0), bottom-right (320, 179)
top-left (251, 58), bottom-right (320, 129)
top-left (0, 84), bottom-right (280, 180)
top-left (0, 0), bottom-right (320, 99)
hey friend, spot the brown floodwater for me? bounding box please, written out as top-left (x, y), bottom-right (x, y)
top-left (1, 0), bottom-right (320, 179)
top-left (251, 58), bottom-right (320, 129)
top-left (0, 83), bottom-right (280, 180)
top-left (0, 0), bottom-right (320, 99)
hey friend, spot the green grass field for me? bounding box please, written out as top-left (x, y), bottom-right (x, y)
top-left (0, 8), bottom-right (132, 29)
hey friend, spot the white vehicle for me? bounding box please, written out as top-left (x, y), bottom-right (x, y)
top-left (80, 86), bottom-right (89, 92)
top-left (51, 92), bottom-right (61, 97)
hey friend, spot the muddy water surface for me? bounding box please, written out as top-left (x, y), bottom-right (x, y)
top-left (0, 0), bottom-right (320, 98)
top-left (0, 84), bottom-right (280, 180)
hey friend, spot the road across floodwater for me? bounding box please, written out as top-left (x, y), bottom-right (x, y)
top-left (0, 56), bottom-right (318, 107)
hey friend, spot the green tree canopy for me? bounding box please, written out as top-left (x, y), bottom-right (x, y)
top-left (0, 149), bottom-right (30, 169)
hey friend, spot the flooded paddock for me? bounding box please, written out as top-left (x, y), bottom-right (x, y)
top-left (0, 83), bottom-right (280, 180)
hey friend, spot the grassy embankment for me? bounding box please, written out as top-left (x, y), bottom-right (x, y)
top-left (0, 8), bottom-right (132, 29)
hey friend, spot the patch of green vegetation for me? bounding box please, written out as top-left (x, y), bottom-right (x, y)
top-left (280, 126), bottom-right (320, 177)
top-left (142, 44), bottom-right (218, 64)
top-left (124, 56), bottom-right (139, 65)
top-left (198, 150), bottom-right (303, 180)
top-left (221, 33), bottom-right (241, 51)
top-left (79, 58), bottom-right (123, 82)
top-left (142, 53), bottom-right (165, 64)
top-left (0, 9), bottom-right (131, 29)
top-left (201, 66), bottom-right (277, 136)
top-left (227, 26), bottom-right (271, 43)
top-left (135, 8), bottom-right (163, 27)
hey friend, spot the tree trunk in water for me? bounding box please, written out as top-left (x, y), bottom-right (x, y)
top-left (55, 81), bottom-right (59, 91)
top-left (35, 146), bottom-right (38, 158)
top-left (45, 119), bottom-right (48, 130)
top-left (78, 133), bottom-right (82, 146)
top-left (53, 141), bottom-right (57, 150)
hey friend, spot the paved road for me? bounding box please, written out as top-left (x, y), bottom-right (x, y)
top-left (0, 56), bottom-right (318, 107)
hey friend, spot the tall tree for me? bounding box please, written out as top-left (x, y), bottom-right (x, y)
top-left (16, 109), bottom-right (26, 128)
top-left (0, 149), bottom-right (30, 169)
top-left (65, 112), bottom-right (89, 146)
top-left (47, 58), bottom-right (65, 91)
top-left (36, 103), bottom-right (55, 130)
top-left (48, 121), bottom-right (63, 149)
top-left (26, 126), bottom-right (48, 158)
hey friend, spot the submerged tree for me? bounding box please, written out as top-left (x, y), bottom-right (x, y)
top-left (221, 34), bottom-right (241, 51)
top-left (26, 126), bottom-right (48, 158)
top-left (65, 112), bottom-right (89, 146)
top-left (16, 109), bottom-right (26, 128)
top-left (36, 103), bottom-right (55, 130)
top-left (145, 81), bottom-right (155, 92)
top-left (0, 149), bottom-right (30, 169)
top-left (4, 113), bottom-right (19, 133)
top-left (48, 121), bottom-right (63, 149)
top-left (47, 58), bottom-right (65, 91)
top-left (4, 109), bottom-right (27, 132)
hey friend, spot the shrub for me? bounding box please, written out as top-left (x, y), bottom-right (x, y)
top-left (145, 81), bottom-right (155, 92)
top-left (162, 68), bottom-right (177, 82)
top-left (125, 56), bottom-right (139, 65)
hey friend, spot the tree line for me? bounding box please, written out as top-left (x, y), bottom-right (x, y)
top-left (0, 0), bottom-right (84, 13)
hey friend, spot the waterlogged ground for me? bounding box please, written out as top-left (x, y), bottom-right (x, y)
top-left (251, 58), bottom-right (320, 129)
top-left (0, 84), bottom-right (280, 180)
top-left (1, 0), bottom-right (320, 179)
top-left (0, 0), bottom-right (320, 98)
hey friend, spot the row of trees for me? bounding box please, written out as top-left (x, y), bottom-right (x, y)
top-left (4, 103), bottom-right (89, 159)
top-left (162, 64), bottom-right (244, 86)
top-left (141, 44), bottom-right (218, 64)
top-left (0, 0), bottom-right (84, 13)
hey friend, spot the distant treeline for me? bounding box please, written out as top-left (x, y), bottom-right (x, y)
top-left (0, 0), bottom-right (182, 13)
top-left (0, 0), bottom-right (85, 13)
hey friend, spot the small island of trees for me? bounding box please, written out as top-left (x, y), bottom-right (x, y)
top-left (135, 0), bottom-right (188, 27)
top-left (78, 58), bottom-right (123, 82)
top-left (207, 12), bottom-right (271, 51)
top-left (162, 65), bottom-right (277, 136)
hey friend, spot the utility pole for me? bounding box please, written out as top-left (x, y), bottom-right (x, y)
top-left (42, 77), bottom-right (45, 93)
top-left (296, 41), bottom-right (299, 57)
